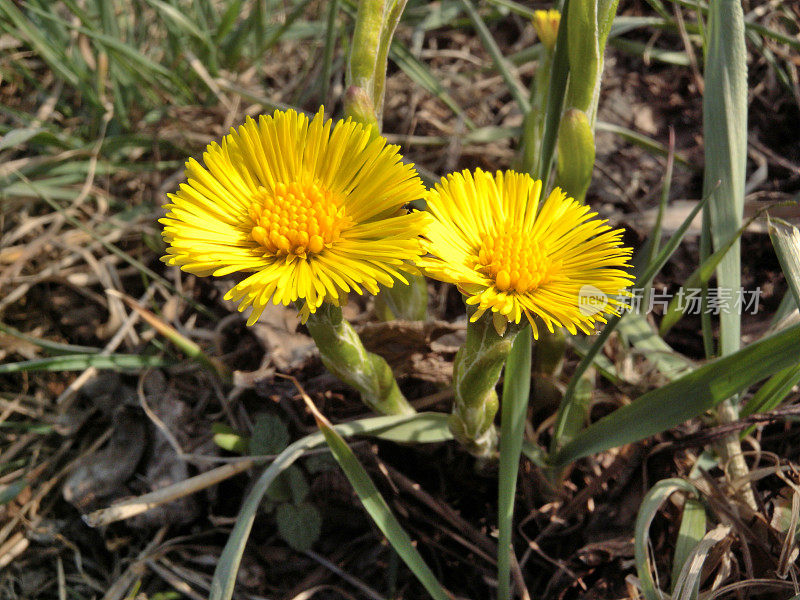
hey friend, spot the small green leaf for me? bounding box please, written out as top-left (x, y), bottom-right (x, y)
top-left (267, 466), bottom-right (309, 504)
top-left (286, 466), bottom-right (310, 505)
top-left (249, 413), bottom-right (290, 456)
top-left (276, 502), bottom-right (322, 552)
top-left (265, 472), bottom-right (292, 504)
top-left (212, 424), bottom-right (249, 455)
top-left (0, 479), bottom-right (28, 505)
top-left (305, 453), bottom-right (338, 474)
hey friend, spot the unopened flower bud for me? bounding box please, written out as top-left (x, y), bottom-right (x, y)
top-left (532, 9), bottom-right (560, 51)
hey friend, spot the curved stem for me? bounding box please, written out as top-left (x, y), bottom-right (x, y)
top-left (305, 303), bottom-right (415, 416)
top-left (450, 308), bottom-right (520, 457)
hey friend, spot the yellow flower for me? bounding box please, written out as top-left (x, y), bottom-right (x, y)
top-left (161, 108), bottom-right (429, 325)
top-left (418, 169), bottom-right (633, 337)
top-left (532, 9), bottom-right (561, 51)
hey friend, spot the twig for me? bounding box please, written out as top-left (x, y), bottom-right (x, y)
top-left (83, 458), bottom-right (258, 527)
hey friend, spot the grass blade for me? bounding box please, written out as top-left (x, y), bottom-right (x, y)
top-left (302, 398), bottom-right (451, 600)
top-left (388, 41), bottom-right (476, 130)
top-left (769, 219), bottom-right (800, 308)
top-left (0, 321), bottom-right (100, 356)
top-left (0, 0), bottom-right (85, 93)
top-left (320, 0), bottom-right (340, 104)
top-left (550, 321), bottom-right (800, 466)
top-left (111, 291), bottom-right (230, 380)
top-left (617, 315), bottom-right (694, 381)
top-left (672, 525), bottom-right (731, 600)
top-left (0, 354), bottom-right (173, 373)
top-left (702, 0), bottom-right (747, 357)
top-left (741, 364), bottom-right (800, 419)
top-left (596, 121), bottom-right (692, 167)
top-left (0, 128), bottom-right (42, 152)
top-left (660, 214), bottom-right (757, 336)
top-left (209, 413), bottom-right (451, 600)
top-left (671, 498), bottom-right (706, 596)
top-left (551, 188), bottom-right (712, 452)
top-left (458, 0), bottom-right (529, 113)
top-left (634, 478), bottom-right (701, 600)
top-left (737, 221), bottom-right (800, 423)
top-left (497, 326), bottom-right (532, 600)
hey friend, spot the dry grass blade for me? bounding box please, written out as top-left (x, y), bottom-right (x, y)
top-left (84, 458), bottom-right (257, 527)
top-left (672, 524), bottom-right (731, 600)
top-left (107, 290), bottom-right (230, 381)
top-left (769, 218), bottom-right (800, 308)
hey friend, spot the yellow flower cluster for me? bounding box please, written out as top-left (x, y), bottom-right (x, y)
top-left (161, 108), bottom-right (428, 324)
top-left (162, 107), bottom-right (632, 335)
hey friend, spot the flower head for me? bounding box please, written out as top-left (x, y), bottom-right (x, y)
top-left (532, 9), bottom-right (561, 51)
top-left (418, 169), bottom-right (633, 337)
top-left (161, 108), bottom-right (429, 325)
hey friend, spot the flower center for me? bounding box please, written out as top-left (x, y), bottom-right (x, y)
top-left (477, 228), bottom-right (560, 293)
top-left (248, 181), bottom-right (351, 257)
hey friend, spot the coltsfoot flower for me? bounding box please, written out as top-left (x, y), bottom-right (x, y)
top-left (418, 169), bottom-right (633, 337)
top-left (161, 108), bottom-right (429, 324)
top-left (532, 9), bottom-right (561, 51)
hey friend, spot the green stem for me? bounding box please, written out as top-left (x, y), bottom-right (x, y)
top-left (497, 325), bottom-right (532, 600)
top-left (347, 0), bottom-right (383, 94)
top-left (450, 308), bottom-right (520, 457)
top-left (518, 48), bottom-right (552, 173)
top-left (345, 0), bottom-right (428, 321)
top-left (373, 0), bottom-right (408, 124)
top-left (305, 304), bottom-right (415, 416)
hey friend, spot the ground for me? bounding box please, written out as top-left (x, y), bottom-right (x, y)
top-left (1, 0), bottom-right (800, 598)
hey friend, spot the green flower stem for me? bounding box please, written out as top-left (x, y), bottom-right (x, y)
top-left (519, 45), bottom-right (553, 174)
top-left (305, 303), bottom-right (415, 416)
top-left (450, 308), bottom-right (520, 457)
top-left (347, 0), bottom-right (384, 95)
top-left (343, 86), bottom-right (379, 139)
top-left (555, 0), bottom-right (618, 200)
top-left (345, 0), bottom-right (428, 322)
top-left (373, 0), bottom-right (408, 124)
top-left (556, 108), bottom-right (595, 202)
top-left (565, 0), bottom-right (618, 122)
